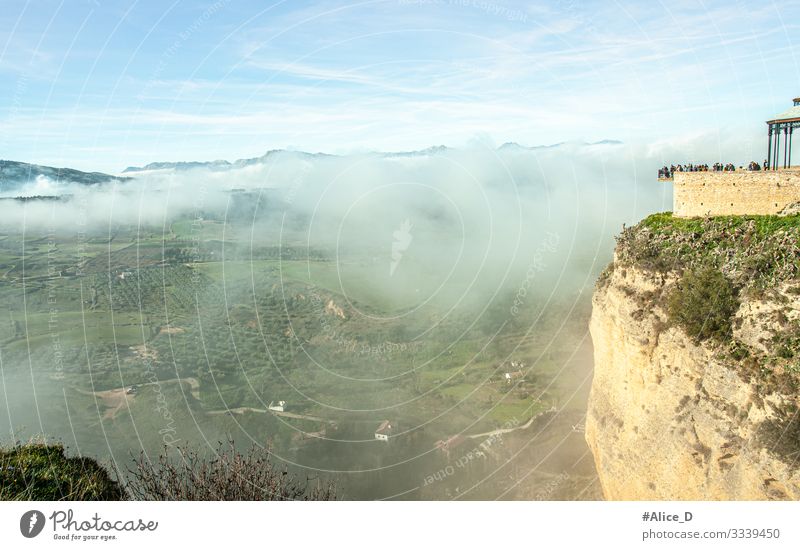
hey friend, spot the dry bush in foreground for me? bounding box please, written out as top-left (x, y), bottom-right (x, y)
top-left (127, 440), bottom-right (336, 501)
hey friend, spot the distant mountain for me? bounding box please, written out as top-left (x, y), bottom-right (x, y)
top-left (0, 160), bottom-right (130, 194)
top-left (123, 146), bottom-right (457, 173)
top-left (379, 145), bottom-right (450, 158)
top-left (19, 141), bottom-right (627, 182)
top-left (498, 139), bottom-right (622, 151)
top-left (588, 139), bottom-right (623, 145)
top-left (123, 149), bottom-right (337, 173)
top-left (232, 149), bottom-right (336, 168)
top-left (498, 141), bottom-right (563, 151)
top-left (122, 142), bottom-right (626, 174)
top-left (122, 160), bottom-right (232, 173)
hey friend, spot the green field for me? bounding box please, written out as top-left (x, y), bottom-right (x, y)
top-left (0, 214), bottom-right (591, 499)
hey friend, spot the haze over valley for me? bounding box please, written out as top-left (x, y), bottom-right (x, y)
top-left (0, 140), bottom-right (675, 499)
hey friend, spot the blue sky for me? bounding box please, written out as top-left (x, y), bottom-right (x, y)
top-left (1, 0), bottom-right (799, 172)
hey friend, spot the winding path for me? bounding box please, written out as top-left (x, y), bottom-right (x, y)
top-left (466, 407), bottom-right (557, 440)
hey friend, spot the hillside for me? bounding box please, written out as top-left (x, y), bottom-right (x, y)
top-left (0, 160), bottom-right (129, 194)
top-left (586, 213), bottom-right (800, 499)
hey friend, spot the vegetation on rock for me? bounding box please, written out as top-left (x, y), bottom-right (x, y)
top-left (126, 440), bottom-right (337, 501)
top-left (0, 443), bottom-right (124, 500)
top-left (667, 267), bottom-right (738, 343)
top-left (598, 213), bottom-right (800, 460)
top-left (1, 440), bottom-right (337, 501)
top-left (615, 212), bottom-right (800, 288)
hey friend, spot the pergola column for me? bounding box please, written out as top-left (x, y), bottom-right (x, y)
top-left (784, 126), bottom-right (789, 168)
top-left (767, 125), bottom-right (773, 169)
top-left (767, 97), bottom-right (800, 170)
top-left (773, 125), bottom-right (780, 170)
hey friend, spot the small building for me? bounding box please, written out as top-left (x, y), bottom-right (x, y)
top-left (504, 369), bottom-right (525, 383)
top-left (374, 420), bottom-right (392, 441)
top-left (268, 400), bottom-right (286, 412)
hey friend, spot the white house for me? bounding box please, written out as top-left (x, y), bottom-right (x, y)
top-left (503, 360), bottom-right (526, 383)
top-left (374, 420), bottom-right (392, 441)
top-left (268, 400), bottom-right (286, 412)
top-left (504, 370), bottom-right (524, 383)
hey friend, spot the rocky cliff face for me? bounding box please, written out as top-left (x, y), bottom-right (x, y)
top-left (586, 215), bottom-right (800, 500)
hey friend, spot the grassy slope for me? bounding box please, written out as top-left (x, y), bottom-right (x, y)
top-left (614, 212), bottom-right (800, 288)
top-left (0, 443), bottom-right (124, 500)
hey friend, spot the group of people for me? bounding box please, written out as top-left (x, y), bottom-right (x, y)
top-left (658, 164), bottom-right (714, 178)
top-left (657, 160), bottom-right (768, 179)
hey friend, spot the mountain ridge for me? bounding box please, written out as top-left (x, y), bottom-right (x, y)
top-left (0, 160), bottom-right (130, 194)
top-left (122, 140), bottom-right (624, 173)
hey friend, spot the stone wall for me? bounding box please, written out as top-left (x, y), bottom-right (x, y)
top-left (673, 169), bottom-right (800, 217)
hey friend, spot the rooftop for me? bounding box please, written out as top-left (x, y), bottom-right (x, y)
top-left (375, 420), bottom-right (392, 435)
top-left (767, 98), bottom-right (800, 123)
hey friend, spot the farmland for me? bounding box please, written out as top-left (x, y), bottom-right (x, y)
top-left (0, 212), bottom-right (597, 499)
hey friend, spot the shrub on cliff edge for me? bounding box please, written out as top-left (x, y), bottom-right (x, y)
top-left (667, 267), bottom-right (738, 343)
top-left (126, 440), bottom-right (337, 500)
top-left (0, 443), bottom-right (125, 500)
top-left (2, 440), bottom-right (339, 501)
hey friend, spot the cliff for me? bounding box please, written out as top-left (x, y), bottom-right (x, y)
top-left (586, 213), bottom-right (800, 500)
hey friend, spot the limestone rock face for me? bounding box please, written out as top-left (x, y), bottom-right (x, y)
top-left (585, 263), bottom-right (800, 500)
